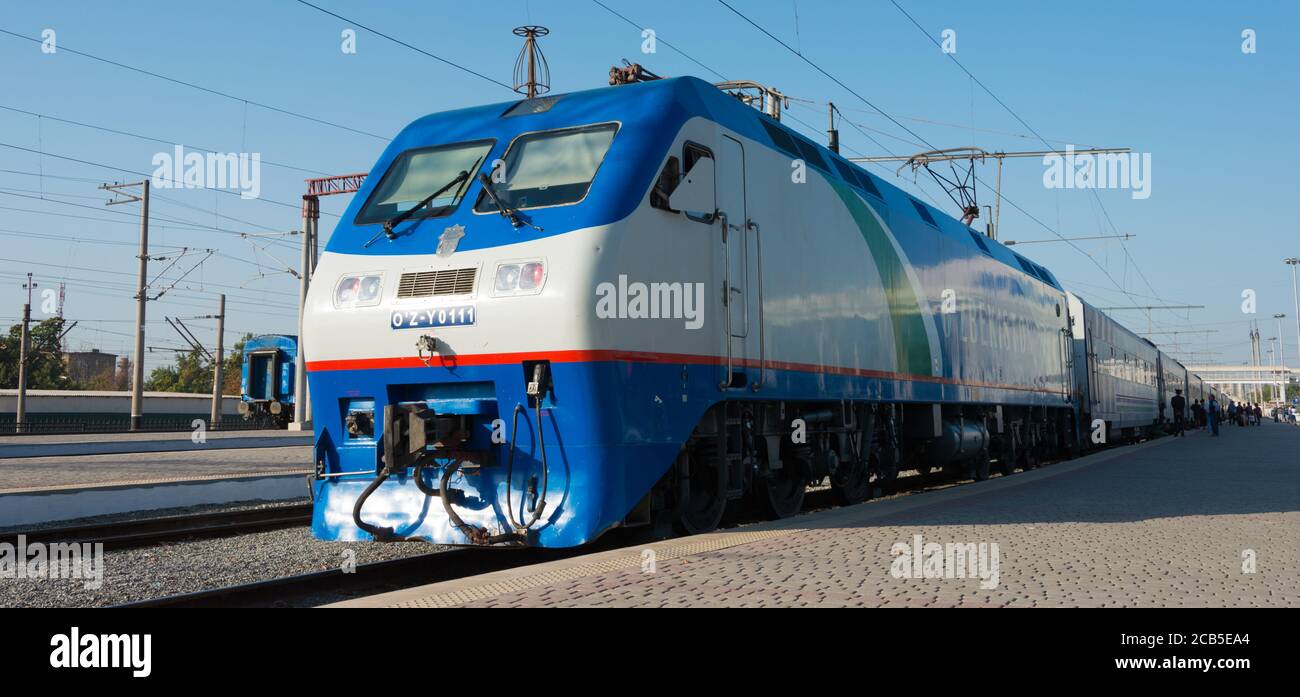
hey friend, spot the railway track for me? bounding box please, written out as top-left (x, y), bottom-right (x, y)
top-left (2, 504), bottom-right (313, 551)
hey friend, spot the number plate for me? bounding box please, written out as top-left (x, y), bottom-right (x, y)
top-left (390, 305), bottom-right (476, 330)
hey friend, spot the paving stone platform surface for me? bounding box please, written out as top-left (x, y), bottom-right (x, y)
top-left (334, 421), bottom-right (1299, 608)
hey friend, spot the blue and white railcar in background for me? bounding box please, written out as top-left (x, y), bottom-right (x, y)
top-left (238, 334), bottom-right (297, 428)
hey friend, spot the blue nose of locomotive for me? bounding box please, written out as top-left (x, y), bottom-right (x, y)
top-left (303, 77), bottom-right (712, 547)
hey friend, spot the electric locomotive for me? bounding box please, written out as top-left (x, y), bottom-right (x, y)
top-left (303, 75), bottom-right (1183, 547)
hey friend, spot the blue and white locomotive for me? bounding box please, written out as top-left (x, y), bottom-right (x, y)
top-left (302, 75), bottom-right (1203, 547)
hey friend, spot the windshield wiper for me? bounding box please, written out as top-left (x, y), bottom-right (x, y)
top-left (477, 172), bottom-right (543, 232)
top-left (363, 167), bottom-right (475, 248)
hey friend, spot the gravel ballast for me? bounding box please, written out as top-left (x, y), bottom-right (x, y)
top-left (0, 523), bottom-right (444, 608)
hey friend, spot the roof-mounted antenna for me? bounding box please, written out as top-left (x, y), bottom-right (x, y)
top-left (512, 26), bottom-right (551, 99)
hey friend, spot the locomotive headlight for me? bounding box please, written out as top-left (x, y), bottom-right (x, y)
top-left (334, 273), bottom-right (384, 308)
top-left (358, 275), bottom-right (383, 302)
top-left (495, 264), bottom-right (521, 292)
top-left (492, 260), bottom-right (546, 296)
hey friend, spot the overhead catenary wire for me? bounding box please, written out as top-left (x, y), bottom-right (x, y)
top-left (884, 0), bottom-right (1169, 313)
top-left (712, 0), bottom-right (1151, 326)
top-left (0, 27), bottom-right (389, 141)
top-left (292, 1), bottom-right (516, 91)
top-left (0, 259), bottom-right (297, 306)
top-left (0, 104), bottom-right (333, 176)
top-left (0, 185), bottom-right (305, 250)
top-left (588, 0), bottom-right (948, 209)
top-left (0, 141), bottom-right (337, 218)
top-left (0, 200), bottom-right (299, 247)
top-left (0, 182), bottom-right (291, 240)
top-left (590, 0), bottom-right (728, 81)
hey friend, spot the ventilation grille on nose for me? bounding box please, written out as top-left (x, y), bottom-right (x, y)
top-left (396, 267), bottom-right (477, 298)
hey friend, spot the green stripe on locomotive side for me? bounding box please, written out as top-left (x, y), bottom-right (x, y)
top-left (829, 179), bottom-right (934, 376)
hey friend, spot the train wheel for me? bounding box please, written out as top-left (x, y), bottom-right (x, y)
top-left (872, 448), bottom-right (898, 497)
top-left (757, 464), bottom-right (807, 519)
top-left (973, 452), bottom-right (991, 481)
top-left (1019, 445), bottom-right (1040, 471)
top-left (831, 450), bottom-right (872, 505)
top-left (997, 450), bottom-right (1017, 476)
top-left (675, 449), bottom-right (727, 535)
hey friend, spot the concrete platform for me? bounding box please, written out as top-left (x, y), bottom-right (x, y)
top-left (0, 440), bottom-right (313, 527)
top-left (0, 474), bottom-right (310, 527)
top-left (0, 445), bottom-right (312, 493)
top-left (0, 429), bottom-right (310, 459)
top-left (331, 422), bottom-right (1300, 608)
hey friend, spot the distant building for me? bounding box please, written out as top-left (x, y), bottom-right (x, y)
top-left (63, 349), bottom-right (118, 385)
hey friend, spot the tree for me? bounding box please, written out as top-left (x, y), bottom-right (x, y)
top-left (144, 349), bottom-right (212, 394)
top-left (85, 368), bottom-right (118, 390)
top-left (0, 317), bottom-right (77, 389)
top-left (143, 333), bottom-right (253, 396)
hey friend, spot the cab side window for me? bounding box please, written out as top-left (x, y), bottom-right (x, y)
top-left (681, 143), bottom-right (714, 224)
top-left (650, 155), bottom-right (680, 211)
top-left (651, 143), bottom-right (715, 224)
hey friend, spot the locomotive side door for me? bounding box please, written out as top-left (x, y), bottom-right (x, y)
top-left (717, 134), bottom-right (752, 388)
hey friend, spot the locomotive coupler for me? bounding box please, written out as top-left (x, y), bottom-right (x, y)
top-left (381, 403), bottom-right (468, 471)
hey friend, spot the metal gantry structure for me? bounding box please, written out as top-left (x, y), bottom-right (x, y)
top-left (850, 147), bottom-right (1131, 240)
top-left (290, 173), bottom-right (368, 430)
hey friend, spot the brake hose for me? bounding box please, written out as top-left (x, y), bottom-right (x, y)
top-left (352, 464), bottom-right (398, 541)
top-left (355, 458), bottom-right (451, 542)
top-left (412, 459), bottom-right (440, 497)
top-left (439, 459), bottom-right (521, 546)
top-left (505, 400), bottom-right (550, 532)
top-left (382, 391), bottom-right (552, 544)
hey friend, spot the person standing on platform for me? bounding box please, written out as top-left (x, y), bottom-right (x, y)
top-left (1207, 394), bottom-right (1220, 436)
top-left (1254, 403), bottom-right (1262, 426)
top-left (1170, 389), bottom-right (1186, 437)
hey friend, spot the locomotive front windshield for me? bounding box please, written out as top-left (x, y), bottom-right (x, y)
top-left (355, 139), bottom-right (494, 224)
top-left (475, 123), bottom-right (617, 212)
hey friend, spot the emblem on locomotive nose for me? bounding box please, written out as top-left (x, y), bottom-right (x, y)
top-left (437, 224), bottom-right (466, 257)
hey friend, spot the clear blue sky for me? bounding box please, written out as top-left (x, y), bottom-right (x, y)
top-left (1, 0), bottom-right (1297, 373)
